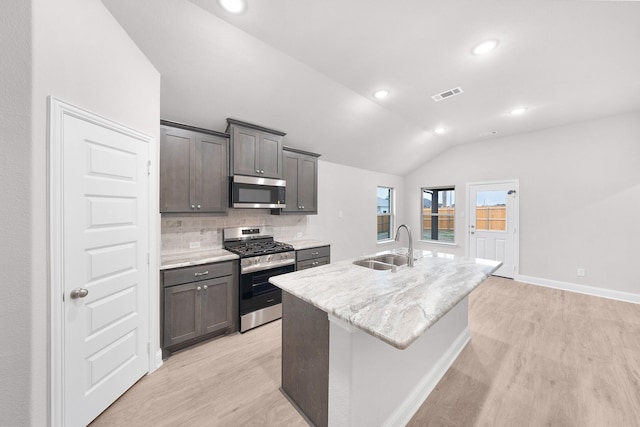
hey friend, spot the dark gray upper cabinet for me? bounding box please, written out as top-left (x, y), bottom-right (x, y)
top-left (274, 147), bottom-right (320, 215)
top-left (226, 118), bottom-right (285, 179)
top-left (160, 120), bottom-right (229, 213)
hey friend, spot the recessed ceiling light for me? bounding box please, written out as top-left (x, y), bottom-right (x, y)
top-left (373, 89), bottom-right (390, 99)
top-left (434, 127), bottom-right (447, 135)
top-left (472, 39), bottom-right (499, 55)
top-left (218, 0), bottom-right (247, 14)
top-left (509, 107), bottom-right (528, 116)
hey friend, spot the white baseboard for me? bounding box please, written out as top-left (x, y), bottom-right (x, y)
top-left (152, 349), bottom-right (163, 373)
top-left (516, 274), bottom-right (640, 305)
top-left (383, 327), bottom-right (471, 427)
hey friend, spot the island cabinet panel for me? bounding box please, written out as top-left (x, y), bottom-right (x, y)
top-left (227, 119), bottom-right (285, 179)
top-left (282, 291), bottom-right (329, 427)
top-left (161, 260), bottom-right (238, 358)
top-left (160, 121), bottom-right (229, 214)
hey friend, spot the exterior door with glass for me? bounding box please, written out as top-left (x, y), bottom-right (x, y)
top-left (468, 181), bottom-right (519, 278)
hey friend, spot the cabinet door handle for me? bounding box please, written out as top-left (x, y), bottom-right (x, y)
top-left (255, 169), bottom-right (260, 173)
top-left (311, 252), bottom-right (319, 255)
top-left (191, 204), bottom-right (195, 209)
top-left (197, 286), bottom-right (202, 291)
top-left (194, 271), bottom-right (209, 277)
top-left (260, 170), bottom-right (264, 174)
top-left (197, 204), bottom-right (201, 209)
top-left (203, 285), bottom-right (208, 290)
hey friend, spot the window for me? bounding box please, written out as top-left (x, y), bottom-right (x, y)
top-left (421, 187), bottom-right (455, 242)
top-left (377, 186), bottom-right (394, 241)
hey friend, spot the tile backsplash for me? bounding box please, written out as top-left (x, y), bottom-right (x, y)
top-left (161, 209), bottom-right (308, 254)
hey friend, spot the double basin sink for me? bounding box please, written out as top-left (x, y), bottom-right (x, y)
top-left (353, 254), bottom-right (410, 272)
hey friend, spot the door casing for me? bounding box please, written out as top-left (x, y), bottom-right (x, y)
top-left (48, 97), bottom-right (160, 426)
top-left (466, 179), bottom-right (519, 278)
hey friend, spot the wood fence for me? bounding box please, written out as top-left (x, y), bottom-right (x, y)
top-left (422, 206), bottom-right (506, 232)
top-left (378, 206), bottom-right (506, 234)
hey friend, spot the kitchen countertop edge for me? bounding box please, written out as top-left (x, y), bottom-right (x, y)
top-left (270, 249), bottom-right (501, 350)
top-left (160, 249), bottom-right (239, 270)
top-left (281, 238), bottom-right (331, 251)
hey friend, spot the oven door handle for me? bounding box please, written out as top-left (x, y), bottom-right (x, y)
top-left (241, 257), bottom-right (296, 274)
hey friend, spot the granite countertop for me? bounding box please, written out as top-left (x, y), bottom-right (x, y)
top-left (269, 248), bottom-right (501, 350)
top-left (160, 249), bottom-right (239, 270)
top-left (281, 238), bottom-right (331, 251)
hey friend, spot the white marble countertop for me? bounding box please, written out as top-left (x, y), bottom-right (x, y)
top-left (160, 249), bottom-right (239, 270)
top-left (281, 238), bottom-right (331, 251)
top-left (269, 248), bottom-right (501, 350)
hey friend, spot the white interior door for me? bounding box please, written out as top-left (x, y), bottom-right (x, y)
top-left (57, 107), bottom-right (150, 426)
top-left (468, 181), bottom-right (519, 278)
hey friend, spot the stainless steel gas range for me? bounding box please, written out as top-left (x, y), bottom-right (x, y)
top-left (223, 226), bottom-right (295, 332)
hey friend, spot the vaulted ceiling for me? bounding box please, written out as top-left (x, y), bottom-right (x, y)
top-left (103, 0), bottom-right (640, 175)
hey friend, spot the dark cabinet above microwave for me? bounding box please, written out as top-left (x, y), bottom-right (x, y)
top-left (226, 118), bottom-right (285, 179)
top-left (159, 120), bottom-right (229, 214)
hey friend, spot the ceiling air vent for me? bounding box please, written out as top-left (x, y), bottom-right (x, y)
top-left (431, 87), bottom-right (463, 102)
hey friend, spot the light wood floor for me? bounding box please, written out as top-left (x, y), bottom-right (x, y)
top-left (91, 277), bottom-right (640, 426)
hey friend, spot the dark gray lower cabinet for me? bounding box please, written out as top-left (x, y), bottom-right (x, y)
top-left (162, 260), bottom-right (238, 357)
top-left (296, 245), bottom-right (330, 270)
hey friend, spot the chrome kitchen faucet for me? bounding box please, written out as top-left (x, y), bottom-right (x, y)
top-left (395, 224), bottom-right (414, 267)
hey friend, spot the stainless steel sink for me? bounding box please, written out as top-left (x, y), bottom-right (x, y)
top-left (352, 259), bottom-right (396, 271)
top-left (352, 254), bottom-right (412, 272)
top-left (369, 254), bottom-right (409, 266)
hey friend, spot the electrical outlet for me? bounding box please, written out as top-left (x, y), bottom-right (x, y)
top-left (189, 241), bottom-right (201, 249)
top-left (577, 268), bottom-right (585, 277)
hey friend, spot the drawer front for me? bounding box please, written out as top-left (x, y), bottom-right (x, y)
top-left (163, 261), bottom-right (234, 287)
top-left (297, 257), bottom-right (330, 271)
top-left (296, 246), bottom-right (330, 262)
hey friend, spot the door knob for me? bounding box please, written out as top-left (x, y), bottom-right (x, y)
top-left (70, 288), bottom-right (89, 299)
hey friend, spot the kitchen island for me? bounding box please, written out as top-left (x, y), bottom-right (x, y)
top-left (269, 249), bottom-right (501, 427)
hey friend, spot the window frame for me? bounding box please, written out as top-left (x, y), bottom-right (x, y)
top-left (420, 186), bottom-right (456, 244)
top-left (376, 186), bottom-right (394, 243)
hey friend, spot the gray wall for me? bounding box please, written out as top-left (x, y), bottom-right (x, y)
top-left (0, 1), bottom-right (32, 425)
top-left (405, 111), bottom-right (640, 295)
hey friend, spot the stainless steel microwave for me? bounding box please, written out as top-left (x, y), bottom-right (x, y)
top-left (229, 175), bottom-right (286, 209)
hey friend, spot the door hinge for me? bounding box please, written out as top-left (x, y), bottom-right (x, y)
top-left (147, 160), bottom-right (151, 176)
